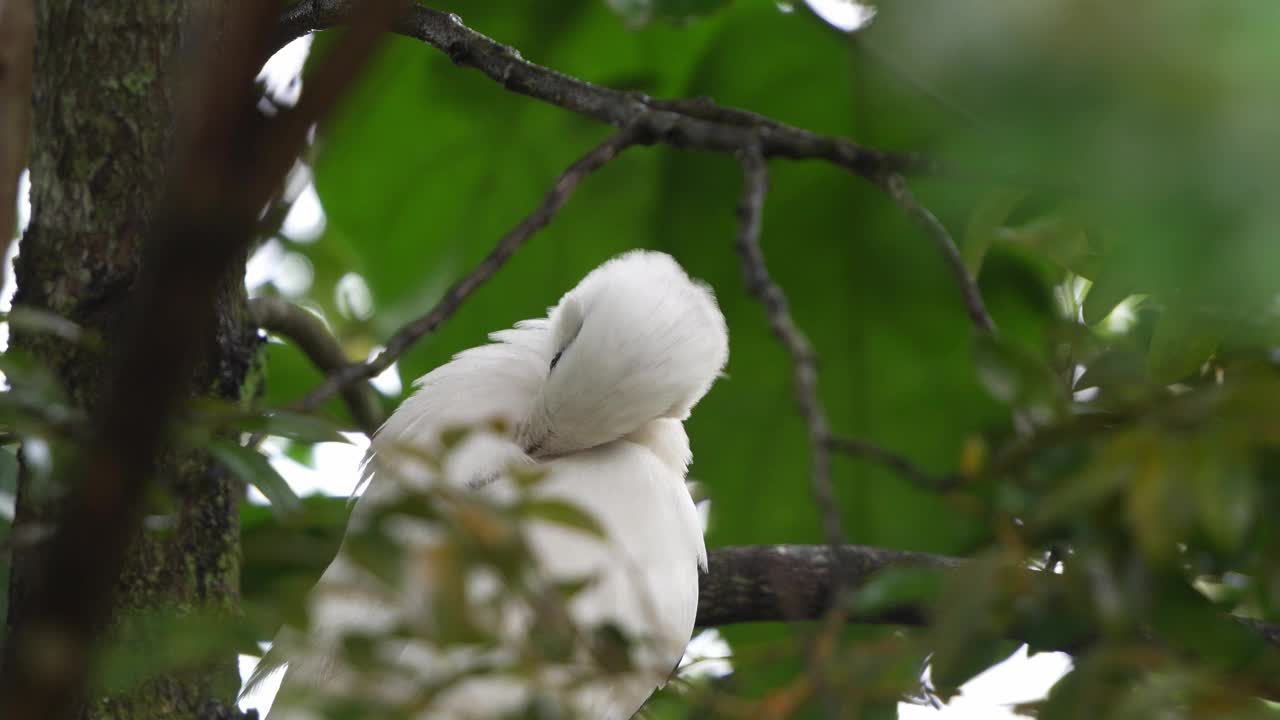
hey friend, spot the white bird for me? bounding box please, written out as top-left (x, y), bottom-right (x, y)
top-left (252, 250), bottom-right (729, 719)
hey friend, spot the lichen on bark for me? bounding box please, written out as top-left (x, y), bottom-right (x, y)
top-left (1, 2), bottom-right (259, 717)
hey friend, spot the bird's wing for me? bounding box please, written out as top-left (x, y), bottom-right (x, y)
top-left (521, 437), bottom-right (706, 719)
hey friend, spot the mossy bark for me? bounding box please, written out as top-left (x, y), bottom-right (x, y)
top-left (2, 2), bottom-right (258, 718)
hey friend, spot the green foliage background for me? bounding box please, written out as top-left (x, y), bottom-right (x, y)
top-left (248, 1), bottom-right (1280, 716)
top-left (8, 0), bottom-right (1280, 717)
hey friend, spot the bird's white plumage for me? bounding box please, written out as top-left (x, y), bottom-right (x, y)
top-left (258, 250), bottom-right (728, 719)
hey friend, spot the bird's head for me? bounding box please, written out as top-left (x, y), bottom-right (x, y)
top-left (518, 250), bottom-right (728, 458)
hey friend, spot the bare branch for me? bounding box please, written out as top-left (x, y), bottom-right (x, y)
top-left (295, 126), bottom-right (645, 412)
top-left (881, 173), bottom-right (997, 336)
top-left (826, 434), bottom-right (954, 492)
top-left (734, 145), bottom-right (846, 552)
top-left (273, 1), bottom-right (929, 182)
top-left (699, 545), bottom-right (959, 628)
top-left (249, 296), bottom-right (384, 434)
top-left (703, 545), bottom-right (1280, 696)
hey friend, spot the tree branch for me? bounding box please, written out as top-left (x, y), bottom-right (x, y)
top-left (699, 545), bottom-right (959, 628)
top-left (825, 434), bottom-right (954, 492)
top-left (273, 1), bottom-right (929, 183)
top-left (881, 173), bottom-right (996, 336)
top-left (701, 544), bottom-right (1280, 680)
top-left (734, 146), bottom-right (846, 553)
top-left (737, 147), bottom-right (844, 556)
top-left (294, 125), bottom-right (644, 413)
top-left (249, 296), bottom-right (385, 434)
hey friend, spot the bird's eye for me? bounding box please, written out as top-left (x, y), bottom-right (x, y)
top-left (549, 349), bottom-right (564, 371)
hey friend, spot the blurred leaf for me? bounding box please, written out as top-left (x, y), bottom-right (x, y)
top-left (3, 307), bottom-right (98, 348)
top-left (0, 350), bottom-right (68, 405)
top-left (185, 398), bottom-right (351, 444)
top-left (210, 441), bottom-right (301, 518)
top-left (235, 410), bottom-right (351, 444)
top-left (91, 607), bottom-right (256, 694)
top-left (973, 334), bottom-right (1068, 422)
top-left (606, 0), bottom-right (732, 27)
top-left (930, 635), bottom-right (1016, 698)
top-left (0, 445), bottom-right (16, 495)
top-left (1081, 265), bottom-right (1136, 327)
top-left (1147, 302), bottom-right (1220, 384)
top-left (518, 499), bottom-right (606, 539)
top-left (342, 521), bottom-right (401, 587)
top-left (963, 188), bottom-right (1028, 276)
top-left (1192, 441), bottom-right (1256, 554)
top-left (996, 212), bottom-right (1094, 276)
top-left (241, 494), bottom-right (351, 629)
top-left (926, 554), bottom-right (1016, 697)
top-left (849, 565), bottom-right (946, 617)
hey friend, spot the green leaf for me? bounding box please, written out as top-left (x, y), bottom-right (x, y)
top-left (518, 499), bottom-right (606, 539)
top-left (963, 188), bottom-right (1028, 276)
top-left (1081, 264), bottom-right (1136, 326)
top-left (3, 307), bottom-right (99, 348)
top-left (930, 635), bottom-right (1017, 697)
top-left (241, 494), bottom-right (351, 630)
top-left (1147, 302), bottom-right (1220, 384)
top-left (91, 607), bottom-right (256, 694)
top-left (0, 445), bottom-right (17, 495)
top-left (849, 565), bottom-right (946, 617)
top-left (210, 441), bottom-right (301, 518)
top-left (972, 335), bottom-right (1067, 422)
top-left (235, 410), bottom-right (351, 444)
top-left (1191, 441), bottom-right (1255, 554)
top-left (606, 0), bottom-right (732, 27)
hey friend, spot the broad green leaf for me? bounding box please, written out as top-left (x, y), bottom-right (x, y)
top-left (1081, 264), bottom-right (1136, 327)
top-left (1146, 302), bottom-right (1220, 385)
top-left (210, 440), bottom-right (301, 518)
top-left (973, 334), bottom-right (1068, 423)
top-left (519, 499), bottom-right (606, 539)
top-left (91, 607), bottom-right (256, 694)
top-left (241, 494), bottom-right (351, 628)
top-left (3, 307), bottom-right (98, 348)
top-left (234, 410), bottom-right (351, 444)
top-left (962, 188), bottom-right (1028, 276)
top-left (1191, 442), bottom-right (1256, 554)
top-left (848, 565), bottom-right (946, 617)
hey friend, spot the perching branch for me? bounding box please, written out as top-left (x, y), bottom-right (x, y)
top-left (733, 146), bottom-right (846, 552)
top-left (699, 545), bottom-right (960, 628)
top-left (295, 125), bottom-right (645, 413)
top-left (702, 545), bottom-right (1280, 682)
top-left (249, 296), bottom-right (385, 434)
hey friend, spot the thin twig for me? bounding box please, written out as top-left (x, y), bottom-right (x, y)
top-left (825, 434), bottom-right (954, 492)
top-left (249, 296), bottom-right (384, 434)
top-left (881, 173), bottom-right (996, 336)
top-left (294, 125), bottom-right (644, 412)
top-left (733, 145), bottom-right (846, 552)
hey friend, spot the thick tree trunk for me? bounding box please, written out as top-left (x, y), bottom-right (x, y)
top-left (2, 2), bottom-right (257, 718)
